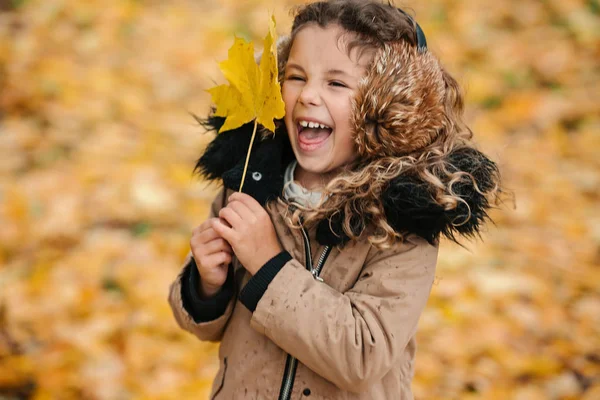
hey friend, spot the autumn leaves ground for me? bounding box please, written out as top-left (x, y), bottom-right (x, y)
top-left (1, 0), bottom-right (599, 399)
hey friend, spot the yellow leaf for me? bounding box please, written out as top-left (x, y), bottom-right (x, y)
top-left (208, 82), bottom-right (254, 133)
top-left (207, 15), bottom-right (285, 133)
top-left (257, 15), bottom-right (285, 132)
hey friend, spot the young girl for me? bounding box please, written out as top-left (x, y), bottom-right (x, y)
top-left (169, 1), bottom-right (501, 398)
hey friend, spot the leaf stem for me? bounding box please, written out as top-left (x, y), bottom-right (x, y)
top-left (239, 119), bottom-right (258, 192)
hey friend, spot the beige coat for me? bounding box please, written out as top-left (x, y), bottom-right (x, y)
top-left (168, 188), bottom-right (438, 399)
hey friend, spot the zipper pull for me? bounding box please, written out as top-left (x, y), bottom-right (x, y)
top-left (311, 269), bottom-right (324, 282)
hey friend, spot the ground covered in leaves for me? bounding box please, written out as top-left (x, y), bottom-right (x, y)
top-left (0, 0), bottom-right (598, 399)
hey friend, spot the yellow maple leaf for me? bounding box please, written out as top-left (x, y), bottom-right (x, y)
top-left (207, 15), bottom-right (285, 191)
top-left (207, 15), bottom-right (284, 134)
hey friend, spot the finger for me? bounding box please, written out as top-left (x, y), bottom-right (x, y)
top-left (211, 218), bottom-right (236, 243)
top-left (192, 218), bottom-right (219, 236)
top-left (218, 207), bottom-right (245, 229)
top-left (226, 199), bottom-right (257, 222)
top-left (200, 251), bottom-right (232, 269)
top-left (204, 237), bottom-right (233, 255)
top-left (194, 225), bottom-right (221, 244)
top-left (228, 192), bottom-right (265, 215)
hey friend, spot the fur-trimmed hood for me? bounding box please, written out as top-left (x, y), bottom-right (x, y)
top-left (194, 39), bottom-right (499, 247)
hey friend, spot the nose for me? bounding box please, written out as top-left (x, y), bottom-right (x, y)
top-left (298, 81), bottom-right (321, 106)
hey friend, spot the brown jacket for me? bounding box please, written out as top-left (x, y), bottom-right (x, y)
top-left (168, 188), bottom-right (438, 399)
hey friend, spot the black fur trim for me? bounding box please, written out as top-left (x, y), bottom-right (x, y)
top-left (221, 134), bottom-right (286, 205)
top-left (382, 147), bottom-right (498, 245)
top-left (193, 115), bottom-right (255, 181)
top-left (193, 114), bottom-right (294, 206)
top-left (382, 175), bottom-right (446, 245)
top-left (442, 147), bottom-right (499, 240)
top-left (316, 211), bottom-right (367, 246)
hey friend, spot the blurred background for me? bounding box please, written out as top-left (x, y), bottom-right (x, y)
top-left (0, 0), bottom-right (598, 399)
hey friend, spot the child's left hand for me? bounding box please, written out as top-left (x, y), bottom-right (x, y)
top-left (212, 191), bottom-right (283, 275)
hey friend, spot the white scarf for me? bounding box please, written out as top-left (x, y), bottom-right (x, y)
top-left (282, 161), bottom-right (325, 208)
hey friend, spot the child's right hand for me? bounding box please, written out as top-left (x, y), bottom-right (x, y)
top-left (190, 218), bottom-right (233, 299)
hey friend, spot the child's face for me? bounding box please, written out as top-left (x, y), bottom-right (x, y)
top-left (282, 24), bottom-right (372, 190)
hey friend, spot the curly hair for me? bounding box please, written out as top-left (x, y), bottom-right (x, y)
top-left (274, 0), bottom-right (503, 248)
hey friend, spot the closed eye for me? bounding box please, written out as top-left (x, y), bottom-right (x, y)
top-left (285, 75), bottom-right (305, 82)
top-left (330, 81), bottom-right (348, 88)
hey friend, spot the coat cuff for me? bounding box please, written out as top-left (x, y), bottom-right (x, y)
top-left (180, 257), bottom-right (234, 323)
top-left (240, 251), bottom-right (292, 312)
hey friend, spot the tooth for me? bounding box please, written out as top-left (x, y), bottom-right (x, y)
top-left (300, 121), bottom-right (308, 127)
top-left (309, 122), bottom-right (316, 128)
top-left (319, 124), bottom-right (325, 129)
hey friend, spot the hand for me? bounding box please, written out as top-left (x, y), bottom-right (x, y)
top-left (212, 192), bottom-right (283, 275)
top-left (190, 218), bottom-right (233, 298)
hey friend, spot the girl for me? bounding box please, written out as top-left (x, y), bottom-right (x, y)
top-left (169, 1), bottom-right (501, 398)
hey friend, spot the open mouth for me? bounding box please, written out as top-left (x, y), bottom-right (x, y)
top-left (297, 120), bottom-right (333, 151)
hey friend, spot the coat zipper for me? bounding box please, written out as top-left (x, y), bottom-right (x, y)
top-left (278, 226), bottom-right (331, 400)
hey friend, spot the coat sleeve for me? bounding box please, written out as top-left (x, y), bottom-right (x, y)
top-left (249, 235), bottom-right (438, 393)
top-left (167, 187), bottom-right (237, 342)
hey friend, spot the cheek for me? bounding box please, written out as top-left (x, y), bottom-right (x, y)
top-left (282, 87), bottom-right (295, 140)
top-left (282, 84), bottom-right (295, 109)
top-left (331, 97), bottom-right (353, 128)
top-left (330, 98), bottom-right (357, 158)
top-left (337, 135), bottom-right (358, 164)
top-left (282, 90), bottom-right (293, 122)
